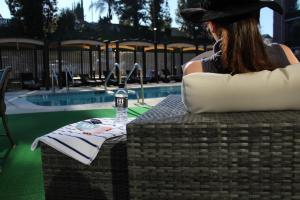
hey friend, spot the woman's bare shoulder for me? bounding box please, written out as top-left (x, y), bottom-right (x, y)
top-left (273, 43), bottom-right (299, 64)
top-left (183, 60), bottom-right (204, 76)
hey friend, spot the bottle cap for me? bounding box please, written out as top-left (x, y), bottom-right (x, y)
top-left (118, 83), bottom-right (125, 88)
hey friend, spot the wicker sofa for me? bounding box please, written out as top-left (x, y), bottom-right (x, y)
top-left (41, 95), bottom-right (300, 200)
top-left (41, 136), bottom-right (129, 200)
top-left (127, 95), bottom-right (300, 200)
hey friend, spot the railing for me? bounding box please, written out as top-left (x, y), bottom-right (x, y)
top-left (51, 65), bottom-right (58, 93)
top-left (1, 48), bottom-right (193, 86)
top-left (104, 63), bottom-right (121, 93)
top-left (65, 66), bottom-right (74, 92)
top-left (125, 63), bottom-right (145, 104)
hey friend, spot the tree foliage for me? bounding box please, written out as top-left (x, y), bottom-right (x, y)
top-left (161, 1), bottom-right (172, 32)
top-left (113, 0), bottom-right (147, 29)
top-left (5, 0), bottom-right (57, 38)
top-left (90, 0), bottom-right (172, 34)
top-left (53, 3), bottom-right (89, 40)
top-left (55, 9), bottom-right (76, 37)
top-left (89, 0), bottom-right (115, 23)
top-left (74, 2), bottom-right (84, 21)
top-left (176, 0), bottom-right (208, 42)
top-left (148, 0), bottom-right (172, 32)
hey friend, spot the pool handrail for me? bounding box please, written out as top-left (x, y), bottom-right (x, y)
top-left (125, 63), bottom-right (145, 105)
top-left (65, 66), bottom-right (74, 92)
top-left (51, 66), bottom-right (59, 93)
top-left (104, 63), bottom-right (121, 92)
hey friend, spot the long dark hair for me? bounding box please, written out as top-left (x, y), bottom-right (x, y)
top-left (215, 12), bottom-right (276, 74)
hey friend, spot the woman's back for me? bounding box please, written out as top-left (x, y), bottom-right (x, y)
top-left (184, 42), bottom-right (299, 75)
top-left (265, 43), bottom-right (299, 68)
top-left (199, 43), bottom-right (298, 74)
top-left (180, 0), bottom-right (299, 76)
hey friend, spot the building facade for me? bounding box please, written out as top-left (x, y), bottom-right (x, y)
top-left (274, 0), bottom-right (300, 55)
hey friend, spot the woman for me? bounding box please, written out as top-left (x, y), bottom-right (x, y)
top-left (180, 0), bottom-right (299, 76)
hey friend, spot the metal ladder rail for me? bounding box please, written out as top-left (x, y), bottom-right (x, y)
top-left (104, 63), bottom-right (121, 93)
top-left (125, 63), bottom-right (145, 105)
top-left (65, 66), bottom-right (74, 92)
top-left (51, 67), bottom-right (59, 93)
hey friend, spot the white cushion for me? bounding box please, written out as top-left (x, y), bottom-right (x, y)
top-left (181, 64), bottom-right (300, 113)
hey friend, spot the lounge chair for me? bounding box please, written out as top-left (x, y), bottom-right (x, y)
top-left (20, 73), bottom-right (40, 90)
top-left (161, 68), bottom-right (182, 82)
top-left (128, 70), bottom-right (148, 85)
top-left (0, 67), bottom-right (15, 147)
top-left (172, 66), bottom-right (183, 82)
top-left (80, 74), bottom-right (101, 86)
top-left (127, 95), bottom-right (300, 199)
top-left (72, 77), bottom-right (83, 87)
top-left (125, 70), bottom-right (137, 84)
top-left (103, 71), bottom-right (118, 86)
top-left (60, 72), bottom-right (82, 87)
top-left (161, 69), bottom-right (171, 83)
top-left (0, 67), bottom-right (15, 171)
top-left (173, 74), bottom-right (182, 82)
top-left (145, 69), bottom-right (159, 83)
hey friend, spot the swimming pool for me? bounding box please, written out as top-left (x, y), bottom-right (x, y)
top-left (26, 86), bottom-right (181, 106)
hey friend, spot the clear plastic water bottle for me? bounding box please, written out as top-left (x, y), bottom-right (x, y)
top-left (114, 84), bottom-right (128, 127)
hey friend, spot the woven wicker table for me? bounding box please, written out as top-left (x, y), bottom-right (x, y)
top-left (41, 136), bottom-right (129, 200)
top-left (127, 95), bottom-right (300, 200)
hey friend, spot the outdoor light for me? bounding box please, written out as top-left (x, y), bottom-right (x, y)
top-left (153, 27), bottom-right (157, 43)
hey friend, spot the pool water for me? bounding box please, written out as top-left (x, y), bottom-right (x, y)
top-left (26, 86), bottom-right (181, 106)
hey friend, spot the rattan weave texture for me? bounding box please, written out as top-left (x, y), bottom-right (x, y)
top-left (127, 95), bottom-right (300, 200)
top-left (41, 136), bottom-right (129, 200)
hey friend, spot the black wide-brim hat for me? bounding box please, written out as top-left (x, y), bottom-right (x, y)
top-left (180, 0), bottom-right (283, 24)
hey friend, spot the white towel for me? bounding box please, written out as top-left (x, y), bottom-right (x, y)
top-left (31, 118), bottom-right (133, 165)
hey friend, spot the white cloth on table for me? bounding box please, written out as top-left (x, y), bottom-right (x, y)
top-left (31, 118), bottom-right (133, 165)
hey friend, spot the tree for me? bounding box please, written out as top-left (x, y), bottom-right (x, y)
top-left (5, 0), bottom-right (57, 38)
top-left (89, 0), bottom-right (115, 23)
top-left (161, 1), bottom-right (172, 32)
top-left (74, 2), bottom-right (84, 21)
top-left (55, 9), bottom-right (76, 37)
top-left (175, 0), bottom-right (186, 31)
top-left (113, 0), bottom-right (147, 29)
top-left (176, 0), bottom-right (208, 41)
top-left (148, 0), bottom-right (172, 32)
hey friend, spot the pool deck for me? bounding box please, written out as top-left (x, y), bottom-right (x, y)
top-left (6, 83), bottom-right (181, 114)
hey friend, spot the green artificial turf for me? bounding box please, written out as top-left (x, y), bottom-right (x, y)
top-left (0, 107), bottom-right (150, 200)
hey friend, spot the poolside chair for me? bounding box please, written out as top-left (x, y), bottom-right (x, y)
top-left (126, 70), bottom-right (137, 84)
top-left (80, 74), bottom-right (101, 86)
top-left (145, 69), bottom-right (159, 83)
top-left (126, 69), bottom-right (147, 84)
top-left (161, 69), bottom-right (171, 83)
top-left (127, 95), bottom-right (300, 200)
top-left (0, 67), bottom-right (15, 149)
top-left (72, 77), bottom-right (83, 87)
top-left (60, 72), bottom-right (82, 87)
top-left (172, 66), bottom-right (183, 82)
top-left (0, 67), bottom-right (15, 171)
top-left (20, 73), bottom-right (40, 90)
top-left (103, 71), bottom-right (118, 86)
top-left (91, 71), bottom-right (103, 85)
